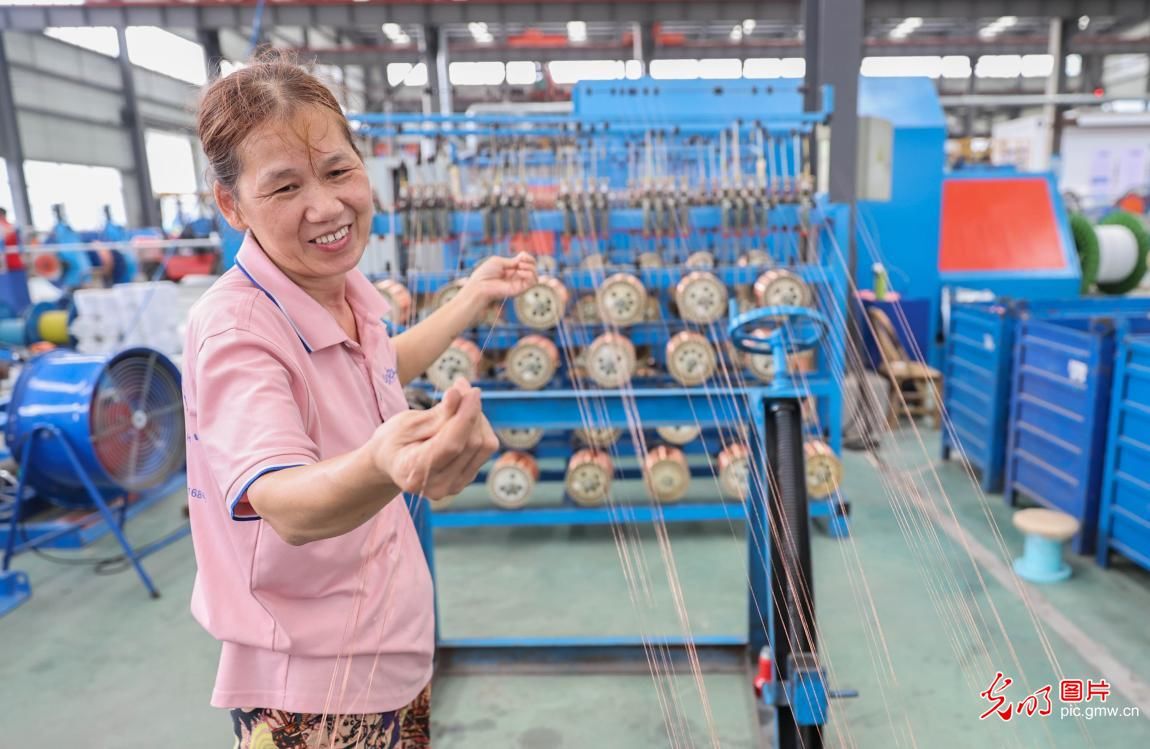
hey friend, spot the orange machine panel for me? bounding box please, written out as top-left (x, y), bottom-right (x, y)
top-left (939, 178), bottom-right (1068, 273)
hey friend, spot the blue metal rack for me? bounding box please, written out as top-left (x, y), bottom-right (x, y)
top-left (1004, 315), bottom-right (1150, 554)
top-left (942, 297), bottom-right (1150, 492)
top-left (1097, 330), bottom-right (1150, 571)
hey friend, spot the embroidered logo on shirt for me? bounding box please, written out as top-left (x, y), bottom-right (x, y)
top-left (383, 368), bottom-right (397, 385)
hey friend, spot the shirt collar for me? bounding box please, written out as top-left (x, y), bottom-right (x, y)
top-left (234, 232), bottom-right (390, 353)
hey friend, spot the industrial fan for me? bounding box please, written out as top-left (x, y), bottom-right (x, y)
top-left (1, 347), bottom-right (186, 611)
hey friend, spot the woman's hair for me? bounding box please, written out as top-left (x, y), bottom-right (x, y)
top-left (197, 49), bottom-right (355, 193)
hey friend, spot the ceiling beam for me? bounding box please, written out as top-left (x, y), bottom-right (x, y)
top-left (5, 0), bottom-right (1150, 33)
top-left (294, 34), bottom-right (1150, 67)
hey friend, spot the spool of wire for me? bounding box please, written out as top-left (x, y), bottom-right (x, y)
top-left (675, 271), bottom-right (729, 324)
top-left (685, 250), bottom-right (716, 269)
top-left (486, 451), bottom-right (540, 509)
top-left (585, 332), bottom-right (637, 388)
top-left (717, 443), bottom-right (751, 499)
top-left (535, 254), bottom-right (559, 276)
top-left (497, 427), bottom-right (544, 450)
top-left (665, 331), bottom-right (717, 387)
top-left (804, 440), bottom-right (843, 499)
top-left (504, 334), bottom-right (561, 390)
top-left (637, 252), bottom-right (663, 269)
top-left (515, 277), bottom-right (569, 330)
top-left (432, 278), bottom-right (466, 310)
top-left (426, 337), bottom-right (482, 391)
top-left (738, 250), bottom-right (773, 268)
top-left (575, 294), bottom-right (601, 323)
top-left (656, 425), bottom-right (701, 445)
top-left (753, 269), bottom-right (812, 308)
top-left (566, 449), bottom-right (613, 506)
top-left (574, 426), bottom-right (623, 448)
top-left (374, 279), bottom-right (413, 326)
top-left (596, 273), bottom-right (648, 327)
top-left (643, 445), bottom-right (691, 503)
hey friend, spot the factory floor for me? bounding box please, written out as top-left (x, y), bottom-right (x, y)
top-left (3, 428), bottom-right (1149, 748)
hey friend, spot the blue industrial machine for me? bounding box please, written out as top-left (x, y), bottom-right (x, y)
top-left (0, 347), bottom-right (188, 615)
top-left (356, 77), bottom-right (855, 745)
top-left (857, 77), bottom-right (947, 365)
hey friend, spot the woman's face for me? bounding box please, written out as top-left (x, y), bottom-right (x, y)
top-left (216, 106), bottom-right (373, 288)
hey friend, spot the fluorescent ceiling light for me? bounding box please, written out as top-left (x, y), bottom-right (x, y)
top-left (890, 17), bottom-right (923, 40)
top-left (741, 19), bottom-right (756, 34)
top-left (979, 15), bottom-right (1018, 39)
top-left (468, 21), bottom-right (493, 44)
top-left (567, 21), bottom-right (587, 43)
top-left (382, 23), bottom-right (411, 44)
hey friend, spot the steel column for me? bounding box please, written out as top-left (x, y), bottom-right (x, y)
top-left (635, 21), bottom-right (655, 77)
top-left (422, 24), bottom-right (451, 116)
top-left (1046, 18), bottom-right (1075, 158)
top-left (802, 0), bottom-right (820, 113)
top-left (116, 27), bottom-right (160, 228)
top-left (0, 32), bottom-right (31, 229)
top-left (198, 28), bottom-right (223, 80)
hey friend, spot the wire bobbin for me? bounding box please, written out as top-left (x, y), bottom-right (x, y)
top-left (596, 273), bottom-right (649, 327)
top-left (486, 451), bottom-right (540, 509)
top-left (426, 337), bottom-right (482, 391)
top-left (645, 296), bottom-right (663, 321)
top-left (685, 250), bottom-right (716, 269)
top-left (643, 445), bottom-right (691, 503)
top-left (738, 250), bottom-right (773, 269)
top-left (585, 332), bottom-right (637, 388)
top-left (504, 335), bottom-right (561, 390)
top-left (574, 426), bottom-right (623, 448)
top-left (432, 278), bottom-right (466, 310)
top-left (637, 252), bottom-right (664, 269)
top-left (515, 277), bottom-right (569, 330)
top-left (433, 277), bottom-right (502, 324)
top-left (566, 449), bottom-right (614, 506)
top-left (656, 425), bottom-right (701, 446)
top-left (497, 427), bottom-right (544, 450)
top-left (741, 329), bottom-right (805, 384)
top-left (374, 279), bottom-right (413, 326)
top-left (675, 271), bottom-right (729, 325)
top-left (804, 440), bottom-right (843, 499)
top-left (665, 331), bottom-right (717, 387)
top-left (575, 294), bottom-right (601, 323)
top-left (753, 269), bottom-right (812, 308)
top-left (717, 443), bottom-right (751, 499)
top-left (535, 254), bottom-right (559, 276)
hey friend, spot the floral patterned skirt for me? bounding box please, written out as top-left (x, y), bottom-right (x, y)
top-left (230, 683), bottom-right (431, 749)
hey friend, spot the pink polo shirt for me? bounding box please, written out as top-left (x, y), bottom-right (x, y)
top-left (183, 234), bottom-right (434, 714)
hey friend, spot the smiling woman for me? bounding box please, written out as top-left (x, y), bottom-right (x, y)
top-left (185, 50), bottom-right (536, 749)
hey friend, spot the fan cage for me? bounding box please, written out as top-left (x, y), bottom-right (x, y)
top-left (89, 351), bottom-right (185, 491)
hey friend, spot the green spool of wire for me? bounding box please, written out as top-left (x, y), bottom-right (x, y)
top-left (1070, 210), bottom-right (1150, 295)
top-left (1096, 211), bottom-right (1150, 295)
top-left (1069, 213), bottom-right (1100, 293)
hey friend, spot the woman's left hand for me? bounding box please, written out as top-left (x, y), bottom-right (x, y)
top-left (462, 252), bottom-right (538, 308)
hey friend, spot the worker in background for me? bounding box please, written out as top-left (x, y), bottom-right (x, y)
top-left (0, 207), bottom-right (17, 248)
top-left (186, 50), bottom-right (536, 749)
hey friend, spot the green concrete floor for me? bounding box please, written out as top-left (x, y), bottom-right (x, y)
top-left (2, 428), bottom-right (1149, 748)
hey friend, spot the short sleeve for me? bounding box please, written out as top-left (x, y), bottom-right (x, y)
top-left (194, 328), bottom-right (319, 520)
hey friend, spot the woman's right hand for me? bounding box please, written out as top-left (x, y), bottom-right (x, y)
top-left (368, 380), bottom-right (498, 500)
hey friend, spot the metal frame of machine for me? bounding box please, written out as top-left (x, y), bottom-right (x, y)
top-left (355, 78), bottom-right (855, 745)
